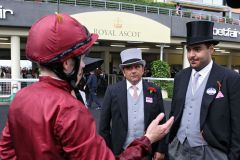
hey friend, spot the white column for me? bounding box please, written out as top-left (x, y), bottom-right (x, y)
top-left (160, 45), bottom-right (164, 61)
top-left (11, 36), bottom-right (21, 79)
top-left (102, 51), bottom-right (110, 74)
top-left (183, 44), bottom-right (189, 69)
top-left (227, 54), bottom-right (232, 69)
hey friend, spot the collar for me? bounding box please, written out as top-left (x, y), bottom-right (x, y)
top-left (39, 76), bottom-right (71, 92)
top-left (126, 79), bottom-right (143, 91)
top-left (192, 60), bottom-right (213, 78)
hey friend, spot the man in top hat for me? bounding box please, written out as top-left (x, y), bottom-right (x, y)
top-left (168, 21), bottom-right (240, 160)
top-left (99, 48), bottom-right (167, 160)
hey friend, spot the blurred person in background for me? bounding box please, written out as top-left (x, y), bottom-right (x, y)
top-left (85, 69), bottom-right (101, 109)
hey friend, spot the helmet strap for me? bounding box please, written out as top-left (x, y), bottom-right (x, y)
top-left (41, 56), bottom-right (81, 90)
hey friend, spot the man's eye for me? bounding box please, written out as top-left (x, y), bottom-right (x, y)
top-left (194, 48), bottom-right (201, 52)
top-left (124, 66), bottom-right (132, 70)
top-left (135, 65), bottom-right (141, 69)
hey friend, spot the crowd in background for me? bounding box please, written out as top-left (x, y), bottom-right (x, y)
top-left (0, 66), bottom-right (39, 79)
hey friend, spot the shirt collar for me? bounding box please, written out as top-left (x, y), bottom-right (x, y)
top-left (192, 60), bottom-right (213, 78)
top-left (126, 79), bottom-right (143, 91)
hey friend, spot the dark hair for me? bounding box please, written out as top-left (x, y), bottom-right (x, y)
top-left (204, 42), bottom-right (215, 48)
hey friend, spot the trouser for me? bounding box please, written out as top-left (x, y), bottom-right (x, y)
top-left (168, 137), bottom-right (228, 160)
top-left (88, 89), bottom-right (101, 108)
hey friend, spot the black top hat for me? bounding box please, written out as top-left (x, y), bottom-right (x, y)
top-left (83, 57), bottom-right (104, 73)
top-left (186, 21), bottom-right (219, 46)
top-left (226, 0), bottom-right (240, 8)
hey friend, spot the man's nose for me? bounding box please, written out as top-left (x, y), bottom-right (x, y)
top-left (188, 49), bottom-right (195, 57)
top-left (130, 66), bottom-right (138, 72)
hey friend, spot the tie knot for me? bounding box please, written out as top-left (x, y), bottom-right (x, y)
top-left (132, 85), bottom-right (137, 90)
top-left (194, 72), bottom-right (201, 79)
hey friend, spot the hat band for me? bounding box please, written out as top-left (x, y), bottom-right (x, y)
top-left (122, 58), bottom-right (141, 65)
top-left (46, 36), bottom-right (92, 64)
top-left (187, 36), bottom-right (216, 43)
top-left (46, 27), bottom-right (92, 64)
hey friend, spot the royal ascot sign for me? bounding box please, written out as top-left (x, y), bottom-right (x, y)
top-left (71, 11), bottom-right (170, 43)
top-left (213, 27), bottom-right (239, 38)
top-left (93, 17), bottom-right (141, 38)
top-left (93, 29), bottom-right (140, 38)
top-left (0, 5), bottom-right (14, 20)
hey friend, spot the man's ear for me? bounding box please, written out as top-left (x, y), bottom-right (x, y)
top-left (209, 45), bottom-right (215, 55)
top-left (122, 69), bottom-right (126, 77)
top-left (63, 58), bottom-right (75, 74)
top-left (62, 60), bottom-right (69, 72)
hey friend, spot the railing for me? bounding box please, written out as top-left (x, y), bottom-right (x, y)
top-left (0, 76), bottom-right (174, 102)
top-left (107, 75), bottom-right (174, 98)
top-left (23, 0), bottom-right (240, 25)
top-left (0, 79), bottom-right (38, 102)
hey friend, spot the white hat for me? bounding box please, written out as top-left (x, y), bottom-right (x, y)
top-left (119, 48), bottom-right (146, 69)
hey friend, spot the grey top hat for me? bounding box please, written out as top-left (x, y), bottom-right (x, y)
top-left (119, 48), bottom-right (146, 70)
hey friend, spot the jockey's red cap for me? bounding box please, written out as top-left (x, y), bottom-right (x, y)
top-left (26, 13), bottom-right (98, 64)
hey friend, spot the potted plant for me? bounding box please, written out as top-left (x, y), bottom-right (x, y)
top-left (150, 60), bottom-right (173, 99)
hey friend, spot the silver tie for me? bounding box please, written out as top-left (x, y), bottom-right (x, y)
top-left (192, 72), bottom-right (201, 95)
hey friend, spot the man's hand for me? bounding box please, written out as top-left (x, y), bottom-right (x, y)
top-left (144, 113), bottom-right (174, 144)
top-left (154, 152), bottom-right (165, 160)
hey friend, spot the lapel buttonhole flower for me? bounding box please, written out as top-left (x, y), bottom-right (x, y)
top-left (147, 87), bottom-right (157, 94)
top-left (217, 80), bottom-right (222, 92)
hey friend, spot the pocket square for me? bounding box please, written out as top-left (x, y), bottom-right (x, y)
top-left (216, 91), bottom-right (224, 99)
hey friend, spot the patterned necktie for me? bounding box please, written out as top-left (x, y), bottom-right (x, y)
top-left (132, 85), bottom-right (138, 99)
top-left (192, 72), bottom-right (201, 95)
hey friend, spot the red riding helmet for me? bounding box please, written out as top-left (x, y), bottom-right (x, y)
top-left (26, 13), bottom-right (98, 64)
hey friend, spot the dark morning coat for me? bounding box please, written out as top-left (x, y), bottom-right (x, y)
top-left (99, 80), bottom-right (167, 156)
top-left (168, 63), bottom-right (240, 160)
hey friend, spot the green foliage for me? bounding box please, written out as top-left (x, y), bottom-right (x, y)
top-left (151, 60), bottom-right (173, 98)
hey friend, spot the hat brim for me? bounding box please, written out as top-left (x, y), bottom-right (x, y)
top-left (186, 39), bottom-right (219, 46)
top-left (119, 60), bottom-right (146, 70)
top-left (83, 57), bottom-right (104, 73)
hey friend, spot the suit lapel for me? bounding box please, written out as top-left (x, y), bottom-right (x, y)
top-left (200, 63), bottom-right (224, 129)
top-left (176, 68), bottom-right (192, 120)
top-left (143, 81), bottom-right (150, 128)
top-left (117, 80), bottom-right (128, 128)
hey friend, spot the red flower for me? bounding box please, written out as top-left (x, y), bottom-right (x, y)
top-left (147, 87), bottom-right (157, 94)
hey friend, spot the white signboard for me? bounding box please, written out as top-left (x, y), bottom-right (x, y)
top-left (72, 11), bottom-right (170, 43)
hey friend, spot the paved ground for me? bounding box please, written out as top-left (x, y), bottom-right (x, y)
top-left (0, 97), bottom-right (171, 134)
